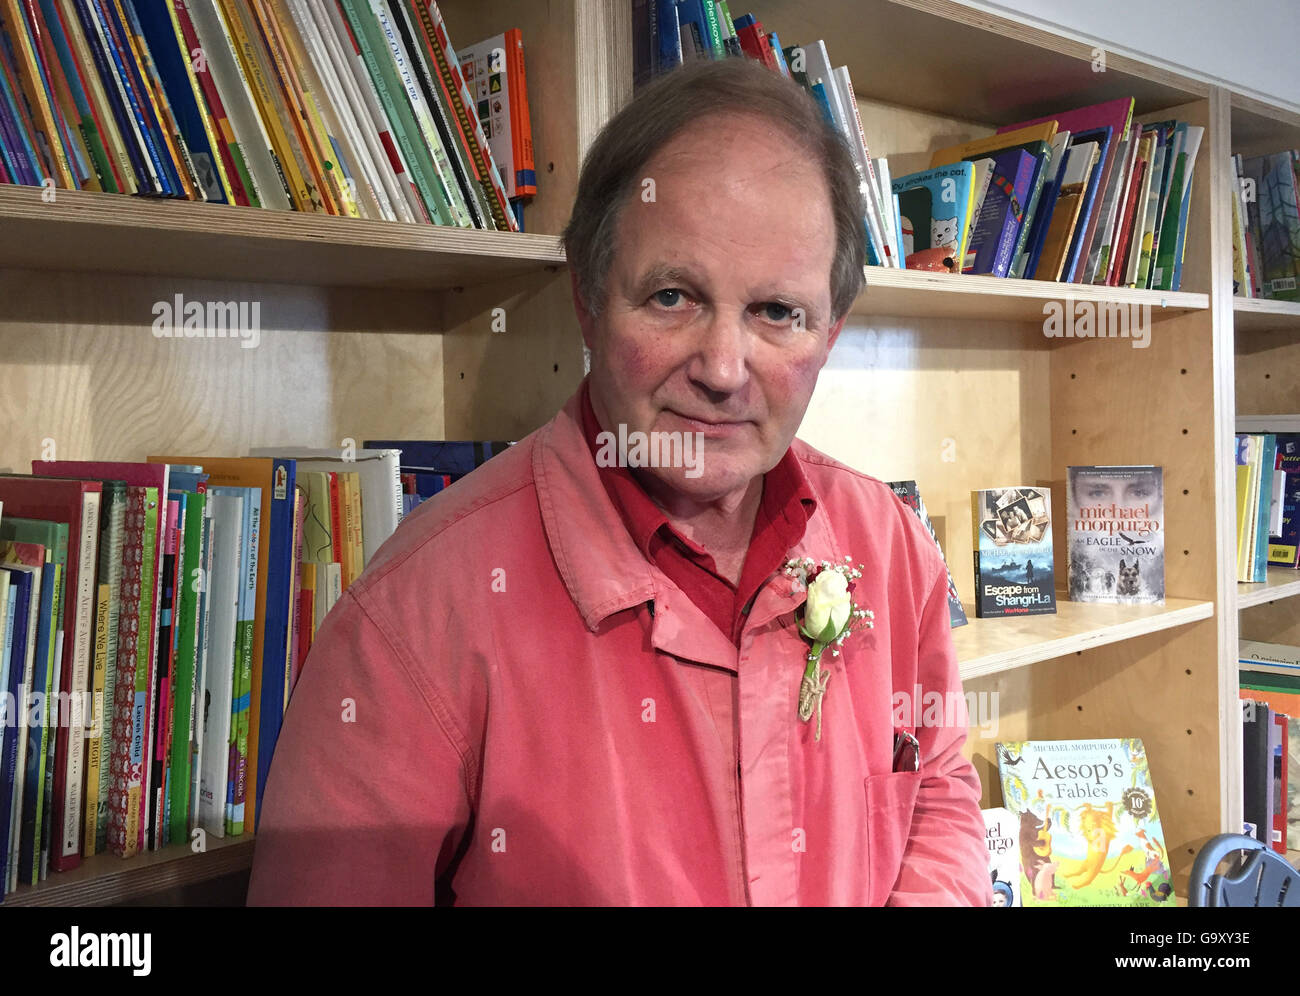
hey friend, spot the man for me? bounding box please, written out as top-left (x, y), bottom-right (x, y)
top-left (247, 58), bottom-right (990, 906)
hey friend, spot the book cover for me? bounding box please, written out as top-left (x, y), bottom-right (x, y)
top-left (886, 480), bottom-right (967, 628)
top-left (1269, 433), bottom-right (1300, 567)
top-left (971, 486), bottom-right (1056, 618)
top-left (966, 148), bottom-right (1036, 277)
top-left (983, 806), bottom-right (1020, 907)
top-left (997, 738), bottom-right (1175, 906)
top-left (1241, 151), bottom-right (1300, 301)
top-left (1066, 466), bottom-right (1164, 605)
top-left (198, 491), bottom-right (241, 838)
top-left (890, 162), bottom-right (973, 271)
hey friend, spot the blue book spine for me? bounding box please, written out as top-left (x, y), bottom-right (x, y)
top-left (971, 150), bottom-right (1035, 278)
top-left (1254, 435), bottom-right (1278, 581)
top-left (1023, 146), bottom-right (1072, 280)
top-left (88, 0), bottom-right (174, 194)
top-left (656, 0), bottom-right (680, 70)
top-left (1062, 127), bottom-right (1113, 282)
top-left (253, 459), bottom-right (295, 831)
top-left (131, 0), bottom-right (225, 202)
top-left (0, 19), bottom-right (44, 184)
top-left (69, 0), bottom-right (150, 191)
top-left (18, 567), bottom-right (54, 885)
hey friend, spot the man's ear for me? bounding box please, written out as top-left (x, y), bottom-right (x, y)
top-left (570, 269), bottom-right (598, 351)
top-left (824, 314), bottom-right (846, 360)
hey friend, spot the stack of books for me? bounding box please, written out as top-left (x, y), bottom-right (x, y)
top-left (1239, 641), bottom-right (1300, 856)
top-left (635, 3), bottom-right (1204, 290)
top-left (0, 438), bottom-right (505, 894)
top-left (1232, 150), bottom-right (1300, 301)
top-left (0, 2), bottom-right (534, 229)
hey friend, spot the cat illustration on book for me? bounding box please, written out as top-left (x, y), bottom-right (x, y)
top-left (900, 215), bottom-right (961, 261)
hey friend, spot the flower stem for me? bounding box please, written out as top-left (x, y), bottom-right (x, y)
top-left (803, 641), bottom-right (824, 682)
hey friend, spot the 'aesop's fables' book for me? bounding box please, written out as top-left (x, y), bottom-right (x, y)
top-left (996, 738), bottom-right (1175, 907)
top-left (971, 487), bottom-right (1056, 618)
top-left (1066, 466), bottom-right (1165, 604)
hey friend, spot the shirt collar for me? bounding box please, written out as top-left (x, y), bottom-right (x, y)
top-left (536, 381), bottom-right (824, 632)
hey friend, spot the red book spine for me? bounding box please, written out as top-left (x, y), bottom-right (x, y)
top-left (327, 471), bottom-right (343, 566)
top-left (106, 488), bottom-right (145, 857)
top-left (735, 21), bottom-right (775, 69)
top-left (1109, 159), bottom-right (1147, 286)
top-left (172, 0), bottom-right (250, 205)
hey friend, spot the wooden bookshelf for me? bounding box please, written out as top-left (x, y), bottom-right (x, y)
top-left (954, 598), bottom-right (1214, 681)
top-left (6, 836), bottom-right (254, 907)
top-left (0, 0), bottom-right (1286, 903)
top-left (0, 187), bottom-right (566, 295)
top-left (1238, 568), bottom-right (1300, 608)
top-left (854, 268), bottom-right (1207, 324)
top-left (1234, 298), bottom-right (1300, 333)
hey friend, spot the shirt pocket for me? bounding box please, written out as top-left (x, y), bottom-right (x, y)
top-left (863, 771), bottom-right (922, 906)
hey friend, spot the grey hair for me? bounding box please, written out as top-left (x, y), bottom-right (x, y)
top-left (561, 57), bottom-right (867, 323)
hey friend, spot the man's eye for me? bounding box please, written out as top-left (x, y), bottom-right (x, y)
top-left (652, 288), bottom-right (685, 308)
top-left (760, 302), bottom-right (793, 323)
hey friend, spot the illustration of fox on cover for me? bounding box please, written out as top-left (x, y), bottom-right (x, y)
top-left (996, 738), bottom-right (1175, 906)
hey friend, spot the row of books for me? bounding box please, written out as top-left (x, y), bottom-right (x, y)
top-left (0, 438), bottom-right (511, 894)
top-left (1239, 640), bottom-right (1300, 857)
top-left (633, 3), bottom-right (1202, 290)
top-left (0, 453), bottom-right (395, 894)
top-left (985, 738), bottom-right (1174, 906)
top-left (0, 1), bottom-right (534, 229)
top-left (1231, 150), bottom-right (1300, 301)
top-left (1233, 431), bottom-right (1300, 583)
top-left (892, 113), bottom-right (1202, 290)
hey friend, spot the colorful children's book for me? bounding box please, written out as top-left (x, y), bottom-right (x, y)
top-left (965, 148), bottom-right (1036, 277)
top-left (1066, 466), bottom-right (1165, 605)
top-left (971, 486), bottom-right (1056, 618)
top-left (983, 806), bottom-right (1020, 907)
top-left (890, 162), bottom-right (974, 270)
top-left (1241, 151), bottom-right (1300, 301)
top-left (997, 738), bottom-right (1175, 906)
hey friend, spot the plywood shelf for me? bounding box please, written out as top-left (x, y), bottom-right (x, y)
top-left (1234, 298), bottom-right (1300, 333)
top-left (1237, 567), bottom-right (1300, 608)
top-left (955, 598), bottom-right (1214, 680)
top-left (5, 835), bottom-right (253, 907)
top-left (852, 267), bottom-right (1208, 323)
top-left (0, 186), bottom-right (565, 292)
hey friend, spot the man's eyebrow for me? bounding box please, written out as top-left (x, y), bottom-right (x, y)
top-left (631, 263), bottom-right (697, 294)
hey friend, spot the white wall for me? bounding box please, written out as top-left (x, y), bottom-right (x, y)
top-left (958, 0), bottom-right (1300, 108)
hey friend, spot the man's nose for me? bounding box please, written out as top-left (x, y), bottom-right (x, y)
top-left (685, 307), bottom-right (748, 395)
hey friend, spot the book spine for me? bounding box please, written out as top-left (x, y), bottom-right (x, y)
top-left (70, 0), bottom-right (151, 191)
top-left (418, 0), bottom-right (516, 230)
top-left (172, 0), bottom-right (251, 205)
top-left (216, 0), bottom-right (312, 209)
top-left (246, 0), bottom-right (338, 213)
top-left (81, 582), bottom-right (108, 856)
top-left (506, 28), bottom-right (533, 195)
top-left (57, 0), bottom-right (133, 190)
top-left (94, 482), bottom-right (123, 851)
top-left (106, 490), bottom-right (142, 856)
top-left (52, 489), bottom-right (98, 871)
top-left (0, 0), bottom-right (77, 185)
top-left (39, 0), bottom-right (119, 190)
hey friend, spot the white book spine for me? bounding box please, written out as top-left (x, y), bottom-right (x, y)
top-left (59, 491), bottom-right (100, 862)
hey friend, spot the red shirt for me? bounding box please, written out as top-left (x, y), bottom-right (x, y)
top-left (580, 383), bottom-right (815, 643)
top-left (247, 386), bottom-right (991, 906)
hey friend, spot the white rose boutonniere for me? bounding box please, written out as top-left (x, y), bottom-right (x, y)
top-left (784, 556), bottom-right (874, 742)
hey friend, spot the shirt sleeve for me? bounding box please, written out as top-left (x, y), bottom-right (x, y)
top-left (246, 585), bottom-right (473, 906)
top-left (885, 565), bottom-right (993, 907)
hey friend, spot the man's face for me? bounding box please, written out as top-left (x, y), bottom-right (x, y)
top-left (575, 112), bottom-right (845, 506)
